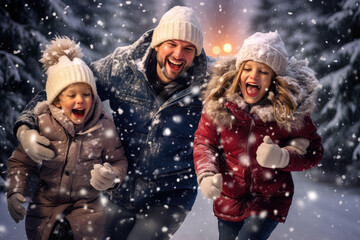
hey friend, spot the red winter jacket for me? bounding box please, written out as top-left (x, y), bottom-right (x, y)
top-left (193, 57), bottom-right (324, 223)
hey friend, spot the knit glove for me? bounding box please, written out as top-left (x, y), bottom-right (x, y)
top-left (17, 125), bottom-right (55, 163)
top-left (90, 162), bottom-right (118, 191)
top-left (286, 138), bottom-right (310, 155)
top-left (256, 136), bottom-right (290, 169)
top-left (199, 173), bottom-right (223, 200)
top-left (7, 193), bottom-right (27, 223)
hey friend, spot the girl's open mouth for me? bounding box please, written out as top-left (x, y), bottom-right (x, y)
top-left (72, 108), bottom-right (85, 118)
top-left (246, 82), bottom-right (261, 97)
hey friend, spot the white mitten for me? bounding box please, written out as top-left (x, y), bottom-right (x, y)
top-left (90, 162), bottom-right (117, 191)
top-left (286, 138), bottom-right (310, 155)
top-left (199, 173), bottom-right (223, 199)
top-left (7, 193), bottom-right (27, 223)
top-left (256, 136), bottom-right (290, 169)
top-left (17, 125), bottom-right (55, 163)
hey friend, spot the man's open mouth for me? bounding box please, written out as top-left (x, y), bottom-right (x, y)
top-left (167, 58), bottom-right (184, 71)
top-left (72, 108), bottom-right (85, 118)
top-left (246, 82), bottom-right (261, 97)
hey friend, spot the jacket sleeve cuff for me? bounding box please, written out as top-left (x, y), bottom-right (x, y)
top-left (7, 188), bottom-right (26, 198)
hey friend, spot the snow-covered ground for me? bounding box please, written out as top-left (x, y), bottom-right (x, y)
top-left (172, 172), bottom-right (360, 240)
top-left (1, 172), bottom-right (359, 239)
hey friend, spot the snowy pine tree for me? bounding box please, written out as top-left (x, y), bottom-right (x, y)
top-left (0, 0), bottom-right (49, 189)
top-left (314, 0), bottom-right (360, 185)
top-left (100, 0), bottom-right (156, 48)
top-left (250, 0), bottom-right (337, 69)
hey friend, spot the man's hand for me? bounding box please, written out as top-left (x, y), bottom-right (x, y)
top-left (90, 162), bottom-right (118, 191)
top-left (199, 173), bottom-right (222, 200)
top-left (7, 193), bottom-right (27, 223)
top-left (17, 125), bottom-right (55, 163)
top-left (256, 136), bottom-right (290, 169)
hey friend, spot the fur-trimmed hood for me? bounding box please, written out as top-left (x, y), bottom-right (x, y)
top-left (203, 56), bottom-right (319, 131)
top-left (33, 96), bottom-right (107, 137)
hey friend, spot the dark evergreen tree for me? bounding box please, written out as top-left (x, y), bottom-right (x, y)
top-left (102, 0), bottom-right (156, 47)
top-left (0, 0), bottom-right (57, 190)
top-left (314, 0), bottom-right (360, 185)
top-left (250, 0), bottom-right (337, 69)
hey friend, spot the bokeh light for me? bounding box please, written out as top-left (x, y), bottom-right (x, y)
top-left (223, 43), bottom-right (232, 53)
top-left (212, 46), bottom-right (221, 55)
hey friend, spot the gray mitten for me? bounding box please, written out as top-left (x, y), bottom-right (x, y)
top-left (7, 193), bottom-right (27, 223)
top-left (90, 162), bottom-right (117, 191)
top-left (17, 125), bottom-right (55, 163)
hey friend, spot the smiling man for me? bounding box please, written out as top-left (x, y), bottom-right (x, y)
top-left (13, 6), bottom-right (213, 240)
top-left (155, 40), bottom-right (197, 83)
top-left (91, 7), bottom-right (213, 239)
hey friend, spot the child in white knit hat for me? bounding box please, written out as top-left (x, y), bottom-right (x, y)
top-left (193, 31), bottom-right (323, 240)
top-left (6, 36), bottom-right (128, 240)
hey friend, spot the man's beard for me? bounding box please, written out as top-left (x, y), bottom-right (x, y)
top-left (157, 55), bottom-right (187, 82)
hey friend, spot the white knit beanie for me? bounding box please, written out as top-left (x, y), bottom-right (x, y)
top-left (236, 31), bottom-right (288, 76)
top-left (150, 6), bottom-right (203, 56)
top-left (40, 36), bottom-right (97, 104)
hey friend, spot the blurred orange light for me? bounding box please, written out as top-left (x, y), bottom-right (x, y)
top-left (223, 43), bottom-right (232, 53)
top-left (212, 46), bottom-right (221, 55)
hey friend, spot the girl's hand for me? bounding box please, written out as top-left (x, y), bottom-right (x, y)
top-left (285, 138), bottom-right (310, 155)
top-left (256, 136), bottom-right (290, 169)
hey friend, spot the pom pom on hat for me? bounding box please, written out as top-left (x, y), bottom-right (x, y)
top-left (150, 6), bottom-right (203, 56)
top-left (40, 36), bottom-right (97, 103)
top-left (236, 31), bottom-right (288, 76)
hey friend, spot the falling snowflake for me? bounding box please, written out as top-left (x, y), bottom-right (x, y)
top-left (163, 128), bottom-right (171, 136)
top-left (105, 129), bottom-right (115, 138)
top-left (172, 115), bottom-right (182, 123)
top-left (307, 191), bottom-right (318, 201)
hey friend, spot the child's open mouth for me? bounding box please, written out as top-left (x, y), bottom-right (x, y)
top-left (167, 58), bottom-right (184, 71)
top-left (72, 108), bottom-right (85, 118)
top-left (246, 82), bottom-right (261, 97)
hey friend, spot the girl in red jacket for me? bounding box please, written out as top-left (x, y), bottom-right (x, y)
top-left (193, 31), bottom-right (324, 240)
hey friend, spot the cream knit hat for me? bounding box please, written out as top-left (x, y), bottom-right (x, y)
top-left (236, 31), bottom-right (288, 76)
top-left (150, 6), bottom-right (203, 56)
top-left (40, 36), bottom-right (97, 104)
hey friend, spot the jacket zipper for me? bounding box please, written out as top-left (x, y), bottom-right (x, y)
top-left (39, 134), bottom-right (73, 239)
top-left (59, 134), bottom-right (72, 202)
top-left (246, 119), bottom-right (255, 155)
top-left (154, 90), bottom-right (193, 116)
top-left (144, 90), bottom-right (194, 176)
top-left (247, 118), bottom-right (255, 193)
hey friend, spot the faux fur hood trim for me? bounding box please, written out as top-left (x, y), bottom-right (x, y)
top-left (203, 56), bottom-right (319, 131)
top-left (33, 96), bottom-right (106, 137)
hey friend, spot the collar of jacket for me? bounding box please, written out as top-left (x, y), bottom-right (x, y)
top-left (123, 30), bottom-right (212, 101)
top-left (34, 97), bottom-right (105, 137)
top-left (203, 56), bottom-right (319, 131)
